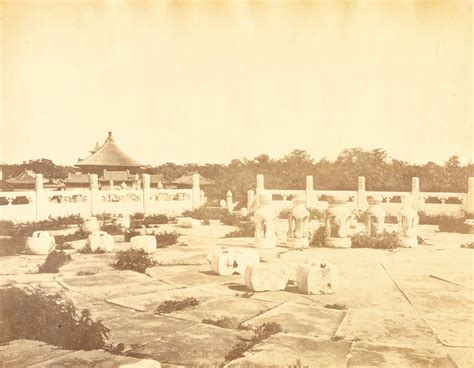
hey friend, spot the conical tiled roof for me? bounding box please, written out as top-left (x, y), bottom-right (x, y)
top-left (77, 132), bottom-right (142, 168)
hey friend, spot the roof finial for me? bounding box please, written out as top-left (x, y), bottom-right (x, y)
top-left (107, 131), bottom-right (114, 142)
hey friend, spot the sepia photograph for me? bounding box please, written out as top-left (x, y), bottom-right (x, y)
top-left (0, 0), bottom-right (472, 367)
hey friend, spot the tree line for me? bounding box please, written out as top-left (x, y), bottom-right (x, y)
top-left (2, 149), bottom-right (473, 206)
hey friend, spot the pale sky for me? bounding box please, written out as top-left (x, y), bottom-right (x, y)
top-left (1, 0), bottom-right (472, 166)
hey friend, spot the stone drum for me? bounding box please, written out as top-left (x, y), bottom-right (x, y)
top-left (398, 195), bottom-right (419, 248)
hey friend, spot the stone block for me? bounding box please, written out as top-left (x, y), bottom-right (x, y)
top-left (82, 217), bottom-right (100, 233)
top-left (207, 249), bottom-right (260, 275)
top-left (86, 231), bottom-right (114, 252)
top-left (286, 237), bottom-right (309, 250)
top-left (25, 231), bottom-right (55, 255)
top-left (399, 236), bottom-right (417, 248)
top-left (254, 237), bottom-right (276, 249)
top-left (130, 235), bottom-right (157, 254)
top-left (178, 217), bottom-right (201, 228)
top-left (120, 359), bottom-right (161, 368)
top-left (296, 260), bottom-right (338, 295)
top-left (325, 237), bottom-right (351, 248)
top-left (245, 263), bottom-right (289, 292)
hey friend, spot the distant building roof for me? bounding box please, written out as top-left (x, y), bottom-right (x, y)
top-left (100, 170), bottom-right (134, 182)
top-left (172, 172), bottom-right (212, 186)
top-left (6, 169), bottom-right (64, 188)
top-left (6, 169), bottom-right (37, 184)
top-left (65, 173), bottom-right (91, 184)
top-left (77, 132), bottom-right (142, 168)
top-left (150, 174), bottom-right (166, 184)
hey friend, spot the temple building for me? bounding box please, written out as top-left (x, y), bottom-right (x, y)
top-left (5, 169), bottom-right (64, 191)
top-left (65, 132), bottom-right (148, 189)
top-left (75, 131), bottom-right (143, 174)
top-left (171, 172), bottom-right (213, 188)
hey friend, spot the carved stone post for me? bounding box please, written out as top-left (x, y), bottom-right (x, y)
top-left (398, 195), bottom-right (419, 248)
top-left (411, 177), bottom-right (420, 210)
top-left (305, 175), bottom-right (314, 208)
top-left (142, 174), bottom-right (151, 214)
top-left (254, 192), bottom-right (277, 249)
top-left (466, 177), bottom-right (474, 215)
top-left (226, 190), bottom-right (233, 211)
top-left (287, 194), bottom-right (310, 249)
top-left (356, 176), bottom-right (368, 211)
top-left (192, 173), bottom-right (201, 209)
top-left (247, 189), bottom-right (255, 212)
top-left (90, 174), bottom-right (100, 216)
top-left (324, 194), bottom-right (352, 248)
top-left (35, 174), bottom-right (46, 219)
top-left (365, 195), bottom-right (386, 235)
top-left (255, 174), bottom-right (264, 208)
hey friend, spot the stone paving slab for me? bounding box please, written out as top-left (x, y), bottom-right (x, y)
top-left (242, 286), bottom-right (320, 306)
top-left (347, 341), bottom-right (456, 368)
top-left (149, 265), bottom-right (242, 287)
top-left (105, 313), bottom-right (196, 350)
top-left (446, 347), bottom-right (474, 368)
top-left (0, 340), bottom-right (73, 368)
top-left (0, 255), bottom-right (45, 275)
top-left (65, 281), bottom-right (177, 300)
top-left (335, 309), bottom-right (439, 346)
top-left (404, 289), bottom-right (473, 315)
top-left (422, 312), bottom-right (474, 347)
top-left (59, 270), bottom-right (153, 287)
top-left (245, 302), bottom-right (346, 339)
top-left (108, 286), bottom-right (216, 312)
top-left (66, 290), bottom-right (140, 321)
top-left (28, 349), bottom-right (141, 368)
top-left (129, 323), bottom-right (253, 366)
top-left (304, 287), bottom-right (412, 312)
top-left (227, 334), bottom-right (352, 367)
top-left (168, 295), bottom-right (280, 327)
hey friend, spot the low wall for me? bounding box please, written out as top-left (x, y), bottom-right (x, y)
top-left (249, 175), bottom-right (473, 217)
top-left (0, 174), bottom-right (205, 222)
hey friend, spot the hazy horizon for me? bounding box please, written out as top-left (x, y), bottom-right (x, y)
top-left (1, 1), bottom-right (472, 166)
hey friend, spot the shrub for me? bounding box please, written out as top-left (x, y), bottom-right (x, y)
top-left (0, 237), bottom-right (24, 256)
top-left (124, 229), bottom-right (142, 242)
top-left (418, 212), bottom-right (470, 233)
top-left (154, 297), bottom-right (200, 314)
top-left (55, 242), bottom-right (74, 250)
top-left (79, 243), bottom-right (106, 254)
top-left (224, 222), bottom-right (255, 238)
top-left (155, 231), bottom-right (180, 247)
top-left (0, 221), bottom-right (15, 236)
top-left (309, 208), bottom-right (324, 220)
top-left (182, 207), bottom-right (228, 221)
top-left (0, 287), bottom-right (109, 350)
top-left (351, 231), bottom-right (401, 249)
top-left (38, 250), bottom-right (72, 273)
top-left (100, 223), bottom-right (124, 235)
top-left (55, 229), bottom-right (88, 245)
top-left (309, 225), bottom-right (325, 247)
top-left (225, 322), bottom-right (282, 362)
top-left (76, 270), bottom-right (97, 276)
top-left (324, 303), bottom-right (347, 310)
top-left (130, 213), bottom-right (145, 220)
top-left (202, 316), bottom-right (238, 329)
top-left (113, 249), bottom-right (156, 274)
top-left (461, 242), bottom-right (474, 249)
top-left (144, 214), bottom-right (173, 226)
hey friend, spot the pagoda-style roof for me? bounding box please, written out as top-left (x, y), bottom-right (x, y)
top-left (64, 173), bottom-right (91, 184)
top-left (77, 132), bottom-right (142, 168)
top-left (172, 172), bottom-right (212, 186)
top-left (6, 169), bottom-right (37, 184)
top-left (6, 169), bottom-right (64, 189)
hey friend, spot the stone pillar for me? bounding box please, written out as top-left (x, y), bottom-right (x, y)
top-left (192, 173), bottom-right (201, 209)
top-left (356, 176), bottom-right (368, 210)
top-left (247, 190), bottom-right (255, 212)
top-left (90, 174), bottom-right (100, 216)
top-left (398, 195), bottom-right (419, 248)
top-left (255, 174), bottom-right (264, 208)
top-left (287, 194), bottom-right (310, 249)
top-left (305, 175), bottom-right (314, 208)
top-left (226, 190), bottom-right (233, 211)
top-left (411, 177), bottom-right (420, 210)
top-left (35, 174), bottom-right (47, 219)
top-left (466, 177), bottom-right (474, 215)
top-left (142, 174), bottom-right (151, 214)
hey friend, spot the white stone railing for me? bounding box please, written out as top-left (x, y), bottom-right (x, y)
top-left (0, 174), bottom-right (206, 222)
top-left (248, 175), bottom-right (474, 217)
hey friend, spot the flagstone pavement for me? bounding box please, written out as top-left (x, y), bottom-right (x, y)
top-left (0, 221), bottom-right (472, 367)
